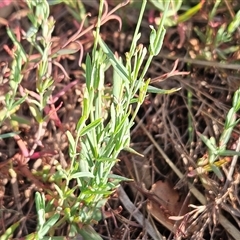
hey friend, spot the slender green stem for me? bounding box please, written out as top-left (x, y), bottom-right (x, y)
top-left (129, 0), bottom-right (147, 57)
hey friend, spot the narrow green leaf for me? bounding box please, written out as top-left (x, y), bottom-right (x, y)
top-left (66, 130), bottom-right (75, 158)
top-left (6, 28), bottom-right (27, 62)
top-left (40, 213), bottom-right (60, 238)
top-left (225, 108), bottom-right (236, 128)
top-left (51, 47), bottom-right (79, 57)
top-left (78, 225), bottom-right (103, 240)
top-left (178, 1), bottom-right (203, 23)
top-left (96, 157), bottom-right (119, 162)
top-left (53, 184), bottom-right (64, 200)
top-left (228, 10), bottom-right (240, 35)
top-left (24, 232), bottom-right (37, 240)
top-left (35, 192), bottom-right (45, 226)
top-left (83, 189), bottom-right (113, 195)
top-left (108, 174), bottom-right (132, 181)
top-left (70, 172), bottom-right (94, 179)
top-left (85, 54), bottom-right (92, 90)
top-left (29, 103), bottom-right (43, 122)
top-left (123, 146), bottom-right (144, 157)
top-left (79, 118), bottom-right (102, 136)
top-left (197, 132), bottom-right (217, 152)
top-left (98, 37), bottom-right (129, 83)
top-left (11, 95), bottom-right (27, 109)
top-left (0, 222), bottom-right (20, 240)
top-left (219, 128), bottom-right (234, 149)
top-left (113, 57), bottom-right (125, 101)
top-left (0, 132), bottom-right (21, 139)
top-left (11, 115), bottom-right (31, 125)
top-left (233, 88), bottom-right (240, 111)
top-left (149, 25), bottom-right (157, 55)
top-left (218, 150), bottom-right (240, 156)
top-left (66, 130), bottom-right (75, 148)
top-left (209, 154), bottom-right (217, 164)
top-left (211, 164), bottom-right (224, 181)
top-left (25, 25), bottom-right (38, 39)
top-left (147, 85), bottom-right (181, 94)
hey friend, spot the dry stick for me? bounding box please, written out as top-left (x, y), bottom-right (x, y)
top-left (158, 51), bottom-right (240, 71)
top-left (134, 115), bottom-right (240, 240)
top-left (10, 175), bottom-right (23, 214)
top-left (130, 106), bottom-right (152, 136)
top-left (223, 135), bottom-right (240, 191)
top-left (118, 186), bottom-right (164, 240)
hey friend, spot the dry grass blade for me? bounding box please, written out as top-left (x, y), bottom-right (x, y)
top-left (118, 186), bottom-right (163, 240)
top-left (1, 0), bottom-right (240, 238)
top-left (223, 135), bottom-right (240, 191)
top-left (158, 50), bottom-right (240, 71)
top-left (134, 114), bottom-right (240, 239)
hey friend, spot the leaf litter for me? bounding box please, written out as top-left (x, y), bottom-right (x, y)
top-left (1, 1), bottom-right (240, 239)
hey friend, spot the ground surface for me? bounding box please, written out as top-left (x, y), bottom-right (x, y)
top-left (0, 1), bottom-right (240, 239)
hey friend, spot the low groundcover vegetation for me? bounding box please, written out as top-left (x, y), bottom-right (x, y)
top-left (0, 0), bottom-right (240, 239)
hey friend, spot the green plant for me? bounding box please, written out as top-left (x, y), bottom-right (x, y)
top-left (150, 0), bottom-right (203, 27)
top-left (188, 88), bottom-right (240, 188)
top-left (51, 0), bottom-right (175, 237)
top-left (194, 0), bottom-right (240, 60)
top-left (1, 0), bottom-right (180, 239)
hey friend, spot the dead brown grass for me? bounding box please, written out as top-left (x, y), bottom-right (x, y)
top-left (0, 1), bottom-right (240, 239)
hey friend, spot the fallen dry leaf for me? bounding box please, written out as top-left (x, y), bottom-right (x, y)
top-left (147, 180), bottom-right (188, 233)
